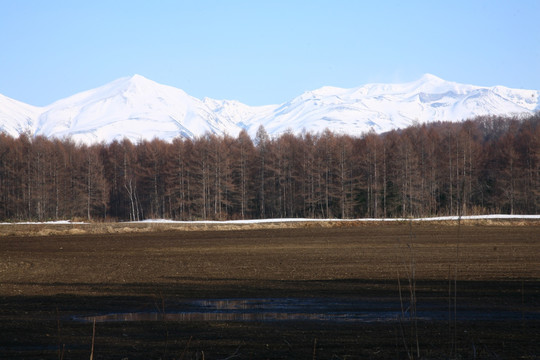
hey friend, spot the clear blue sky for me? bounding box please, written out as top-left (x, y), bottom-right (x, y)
top-left (1, 0), bottom-right (539, 106)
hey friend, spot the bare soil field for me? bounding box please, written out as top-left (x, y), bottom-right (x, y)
top-left (1, 221), bottom-right (539, 359)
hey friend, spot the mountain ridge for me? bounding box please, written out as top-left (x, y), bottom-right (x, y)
top-left (0, 74), bottom-right (538, 143)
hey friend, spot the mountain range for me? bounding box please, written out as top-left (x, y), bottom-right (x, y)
top-left (1, 74), bottom-right (538, 143)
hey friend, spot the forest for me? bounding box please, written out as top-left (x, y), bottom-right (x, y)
top-left (1, 113), bottom-right (539, 222)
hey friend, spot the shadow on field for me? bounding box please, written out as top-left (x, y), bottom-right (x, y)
top-left (1, 278), bottom-right (539, 359)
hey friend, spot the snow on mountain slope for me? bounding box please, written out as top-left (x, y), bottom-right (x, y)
top-left (242, 74), bottom-right (539, 137)
top-left (35, 75), bottom-right (242, 143)
top-left (0, 74), bottom-right (538, 143)
top-left (0, 93), bottom-right (41, 137)
top-left (202, 97), bottom-right (277, 130)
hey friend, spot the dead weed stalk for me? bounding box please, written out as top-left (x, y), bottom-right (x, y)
top-left (396, 221), bottom-right (420, 359)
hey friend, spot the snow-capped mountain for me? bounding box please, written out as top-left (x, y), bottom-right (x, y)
top-left (34, 75), bottom-right (243, 143)
top-left (0, 93), bottom-right (41, 137)
top-left (240, 74), bottom-right (539, 137)
top-left (0, 74), bottom-right (538, 143)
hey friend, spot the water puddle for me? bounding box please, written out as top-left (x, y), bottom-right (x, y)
top-left (77, 298), bottom-right (539, 324)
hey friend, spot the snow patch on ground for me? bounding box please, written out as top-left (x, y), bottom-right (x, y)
top-left (136, 215), bottom-right (540, 224)
top-left (0, 220), bottom-right (88, 225)
top-left (2, 215), bottom-right (539, 226)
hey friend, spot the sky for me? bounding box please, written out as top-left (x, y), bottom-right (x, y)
top-left (1, 0), bottom-right (539, 107)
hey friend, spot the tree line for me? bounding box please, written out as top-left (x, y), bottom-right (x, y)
top-left (1, 113), bottom-right (539, 222)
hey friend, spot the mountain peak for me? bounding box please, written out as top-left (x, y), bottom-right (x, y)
top-left (407, 73), bottom-right (467, 94)
top-left (126, 74), bottom-right (153, 84)
top-left (418, 73), bottom-right (444, 83)
top-left (121, 74), bottom-right (158, 89)
top-left (130, 73), bottom-right (147, 80)
top-left (413, 73), bottom-right (448, 90)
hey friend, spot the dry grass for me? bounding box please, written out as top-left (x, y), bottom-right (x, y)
top-left (1, 218), bottom-right (538, 237)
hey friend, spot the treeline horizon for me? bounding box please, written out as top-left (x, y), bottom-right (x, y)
top-left (1, 113), bottom-right (540, 222)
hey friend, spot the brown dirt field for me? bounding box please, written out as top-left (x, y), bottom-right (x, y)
top-left (1, 221), bottom-right (539, 359)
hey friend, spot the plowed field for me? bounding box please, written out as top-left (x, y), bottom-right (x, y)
top-left (1, 221), bottom-right (539, 359)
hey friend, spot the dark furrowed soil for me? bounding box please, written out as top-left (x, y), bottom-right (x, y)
top-left (1, 222), bottom-right (539, 359)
